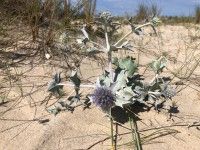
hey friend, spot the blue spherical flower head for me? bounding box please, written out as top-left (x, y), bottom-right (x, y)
top-left (91, 87), bottom-right (115, 112)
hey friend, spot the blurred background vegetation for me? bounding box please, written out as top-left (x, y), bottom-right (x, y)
top-left (0, 0), bottom-right (200, 44)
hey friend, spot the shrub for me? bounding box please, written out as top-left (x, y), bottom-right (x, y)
top-left (135, 3), bottom-right (161, 22)
top-left (195, 5), bottom-right (200, 23)
top-left (135, 3), bottom-right (149, 22)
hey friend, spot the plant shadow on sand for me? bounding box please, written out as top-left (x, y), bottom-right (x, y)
top-left (111, 102), bottom-right (149, 124)
top-left (107, 102), bottom-right (181, 150)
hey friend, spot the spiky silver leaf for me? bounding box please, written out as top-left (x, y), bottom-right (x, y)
top-left (48, 72), bottom-right (63, 93)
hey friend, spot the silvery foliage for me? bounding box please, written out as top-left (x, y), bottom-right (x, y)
top-left (68, 71), bottom-right (82, 105)
top-left (47, 72), bottom-right (63, 94)
top-left (47, 71), bottom-right (83, 115)
top-left (149, 56), bottom-right (167, 74)
top-left (77, 11), bottom-right (127, 53)
top-left (47, 12), bottom-right (175, 115)
top-left (94, 56), bottom-right (176, 110)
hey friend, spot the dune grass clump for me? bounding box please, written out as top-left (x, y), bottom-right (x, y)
top-left (195, 5), bottom-right (200, 23)
top-left (135, 3), bottom-right (161, 22)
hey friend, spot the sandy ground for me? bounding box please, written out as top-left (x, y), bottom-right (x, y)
top-left (0, 25), bottom-right (200, 150)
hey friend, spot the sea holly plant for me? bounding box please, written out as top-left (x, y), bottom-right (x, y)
top-left (47, 12), bottom-right (176, 149)
top-left (89, 56), bottom-right (176, 111)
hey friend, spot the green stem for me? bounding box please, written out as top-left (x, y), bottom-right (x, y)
top-left (110, 108), bottom-right (115, 149)
top-left (129, 116), bottom-right (142, 150)
top-left (58, 82), bottom-right (95, 88)
top-left (114, 31), bottom-right (133, 47)
top-left (105, 32), bottom-right (110, 52)
top-left (114, 123), bottom-right (118, 150)
top-left (105, 29), bottom-right (113, 81)
top-left (133, 119), bottom-right (142, 150)
top-left (108, 51), bottom-right (113, 81)
top-left (114, 22), bottom-right (152, 47)
top-left (111, 117), bottom-right (114, 149)
top-left (129, 117), bottom-right (136, 149)
top-left (135, 22), bottom-right (152, 31)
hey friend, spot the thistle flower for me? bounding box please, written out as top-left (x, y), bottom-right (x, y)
top-left (100, 11), bottom-right (112, 24)
top-left (151, 17), bottom-right (162, 26)
top-left (91, 87), bottom-right (115, 111)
